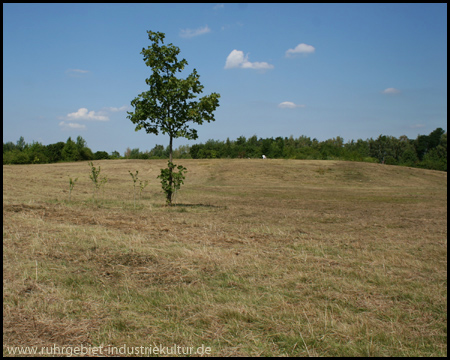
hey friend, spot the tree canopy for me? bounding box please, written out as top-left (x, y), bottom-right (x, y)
top-left (127, 30), bottom-right (220, 161)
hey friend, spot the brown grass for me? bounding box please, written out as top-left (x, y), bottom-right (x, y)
top-left (3, 159), bottom-right (447, 356)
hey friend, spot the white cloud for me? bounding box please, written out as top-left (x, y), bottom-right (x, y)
top-left (224, 50), bottom-right (274, 70)
top-left (180, 25), bottom-right (211, 38)
top-left (59, 106), bottom-right (124, 131)
top-left (66, 108), bottom-right (109, 121)
top-left (213, 4), bottom-right (224, 10)
top-left (410, 124), bottom-right (425, 129)
top-left (225, 50), bottom-right (247, 68)
top-left (382, 87), bottom-right (401, 94)
top-left (278, 101), bottom-right (305, 109)
top-left (59, 121), bottom-right (86, 130)
top-left (286, 43), bottom-right (315, 57)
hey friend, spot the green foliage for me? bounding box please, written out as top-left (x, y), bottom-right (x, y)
top-left (3, 150), bottom-right (15, 164)
top-left (384, 156), bottom-right (397, 165)
top-left (68, 136), bottom-right (94, 161)
top-left (110, 151), bottom-right (121, 159)
top-left (368, 134), bottom-right (402, 163)
top-left (148, 144), bottom-right (166, 158)
top-left (45, 142), bottom-right (65, 162)
top-left (3, 136), bottom-right (94, 164)
top-left (183, 129), bottom-right (446, 172)
top-left (127, 30), bottom-right (220, 206)
top-left (99, 176), bottom-right (108, 200)
top-left (88, 162), bottom-right (107, 203)
top-left (3, 149), bottom-right (29, 164)
top-left (130, 148), bottom-right (139, 159)
top-left (94, 151), bottom-right (110, 160)
top-left (414, 135), bottom-right (429, 161)
top-left (62, 137), bottom-right (81, 162)
top-left (68, 176), bottom-right (78, 202)
top-left (139, 179), bottom-right (149, 201)
top-left (419, 139), bottom-right (447, 171)
top-left (399, 144), bottom-right (419, 167)
top-left (76, 135), bottom-right (87, 149)
top-left (127, 30), bottom-right (220, 162)
top-left (16, 136), bottom-right (26, 151)
top-left (25, 141), bottom-right (47, 164)
top-left (189, 144), bottom-right (201, 159)
top-left (128, 170), bottom-right (150, 208)
top-left (427, 127), bottom-right (445, 150)
top-left (88, 161), bottom-right (100, 186)
top-left (2, 127), bottom-right (447, 172)
top-left (129, 170), bottom-right (139, 209)
top-left (3, 141), bottom-right (16, 153)
top-left (157, 161), bottom-right (187, 205)
top-left (79, 147), bottom-right (94, 161)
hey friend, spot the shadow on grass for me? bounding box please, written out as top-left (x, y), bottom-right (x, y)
top-left (168, 203), bottom-right (227, 210)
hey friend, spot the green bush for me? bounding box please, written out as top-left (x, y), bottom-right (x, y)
top-left (11, 151), bottom-right (30, 164)
top-left (94, 151), bottom-right (109, 160)
top-left (158, 161), bottom-right (187, 205)
top-left (384, 156), bottom-right (397, 165)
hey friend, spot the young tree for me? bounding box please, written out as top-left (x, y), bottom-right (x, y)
top-left (68, 176), bottom-right (78, 202)
top-left (127, 30), bottom-right (220, 204)
top-left (88, 162), bottom-right (107, 204)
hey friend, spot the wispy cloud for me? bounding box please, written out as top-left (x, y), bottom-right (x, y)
top-left (286, 43), bottom-right (315, 57)
top-left (213, 4), bottom-right (224, 10)
top-left (221, 22), bottom-right (243, 31)
top-left (67, 69), bottom-right (89, 74)
top-left (66, 69), bottom-right (90, 77)
top-left (410, 124), bottom-right (425, 129)
top-left (382, 87), bottom-right (401, 94)
top-left (66, 108), bottom-right (109, 121)
top-left (224, 50), bottom-right (274, 70)
top-left (59, 121), bottom-right (87, 130)
top-left (278, 101), bottom-right (305, 109)
top-left (105, 105), bottom-right (128, 112)
top-left (180, 25), bottom-right (211, 38)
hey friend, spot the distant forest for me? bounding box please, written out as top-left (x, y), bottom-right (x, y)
top-left (3, 127), bottom-right (447, 172)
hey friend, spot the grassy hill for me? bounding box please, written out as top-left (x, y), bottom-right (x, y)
top-left (3, 159), bottom-right (447, 356)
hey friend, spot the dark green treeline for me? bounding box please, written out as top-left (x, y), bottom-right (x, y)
top-left (3, 128), bottom-right (447, 172)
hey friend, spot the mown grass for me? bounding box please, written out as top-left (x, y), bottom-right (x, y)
top-left (3, 159), bottom-right (447, 356)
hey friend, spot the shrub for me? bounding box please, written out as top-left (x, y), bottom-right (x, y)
top-left (94, 151), bottom-right (109, 160)
top-left (157, 161), bottom-right (187, 205)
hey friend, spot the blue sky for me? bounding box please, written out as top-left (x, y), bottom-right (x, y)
top-left (3, 3), bottom-right (447, 154)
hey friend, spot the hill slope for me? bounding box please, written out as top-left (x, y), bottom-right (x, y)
top-left (3, 160), bottom-right (447, 356)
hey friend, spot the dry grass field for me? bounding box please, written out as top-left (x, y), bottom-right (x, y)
top-left (3, 159), bottom-right (447, 356)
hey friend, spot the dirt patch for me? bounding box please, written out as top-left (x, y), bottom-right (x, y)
top-left (3, 307), bottom-right (99, 348)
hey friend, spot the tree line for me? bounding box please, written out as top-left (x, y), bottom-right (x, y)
top-left (189, 127), bottom-right (447, 171)
top-left (3, 127), bottom-right (447, 172)
top-left (3, 136), bottom-right (117, 165)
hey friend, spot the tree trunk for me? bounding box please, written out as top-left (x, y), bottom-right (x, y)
top-left (169, 135), bottom-right (173, 163)
top-left (167, 135), bottom-right (173, 205)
